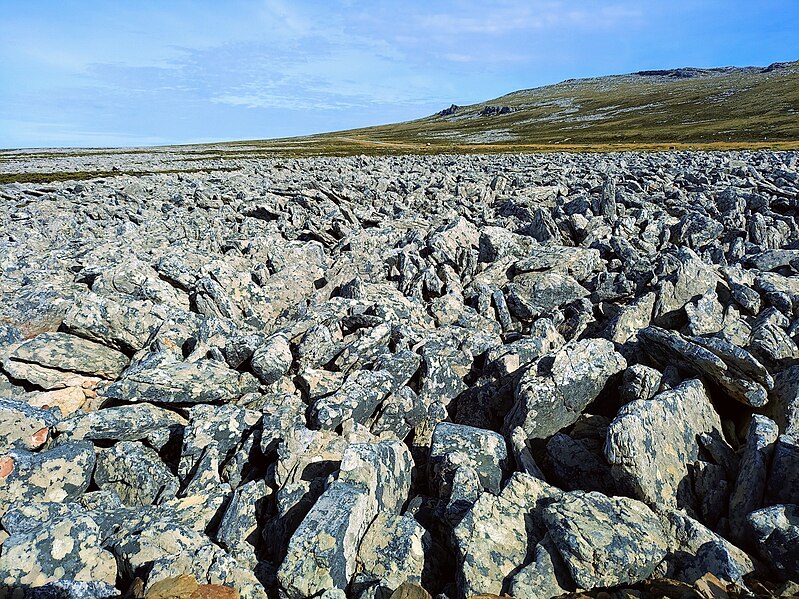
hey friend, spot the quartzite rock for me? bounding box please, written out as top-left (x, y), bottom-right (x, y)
top-left (543, 491), bottom-right (669, 589)
top-left (605, 379), bottom-right (723, 510)
top-left (505, 338), bottom-right (626, 440)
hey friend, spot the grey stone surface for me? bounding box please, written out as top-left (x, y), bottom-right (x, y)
top-left (429, 422), bottom-right (507, 496)
top-left (105, 352), bottom-right (259, 405)
top-left (505, 338), bottom-right (626, 440)
top-left (661, 509), bottom-right (754, 585)
top-left (605, 379), bottom-right (723, 510)
top-left (766, 434), bottom-right (799, 506)
top-left (3, 149), bottom-right (799, 596)
top-left (453, 473), bottom-right (562, 598)
top-left (729, 415), bottom-right (779, 536)
top-left (747, 504), bottom-right (799, 581)
top-left (543, 491), bottom-right (669, 589)
top-left (0, 441), bottom-right (95, 516)
top-left (0, 513), bottom-right (117, 591)
top-left (94, 440), bottom-right (179, 506)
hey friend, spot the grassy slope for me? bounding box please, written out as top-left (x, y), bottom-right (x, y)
top-left (2, 61), bottom-right (798, 180)
top-left (246, 60), bottom-right (799, 155)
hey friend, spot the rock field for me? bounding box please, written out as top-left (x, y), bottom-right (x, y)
top-left (1, 150), bottom-right (799, 598)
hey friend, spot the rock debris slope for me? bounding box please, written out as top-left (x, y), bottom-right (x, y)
top-left (1, 150), bottom-right (799, 598)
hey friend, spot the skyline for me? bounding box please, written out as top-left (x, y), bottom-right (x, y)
top-left (1, 0), bottom-right (798, 149)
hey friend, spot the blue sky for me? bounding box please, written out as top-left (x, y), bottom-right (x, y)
top-left (1, 0), bottom-right (797, 149)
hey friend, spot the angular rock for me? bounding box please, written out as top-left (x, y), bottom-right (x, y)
top-left (0, 398), bottom-right (59, 452)
top-left (429, 422), bottom-right (507, 496)
top-left (605, 379), bottom-right (723, 510)
top-left (729, 415), bottom-right (779, 536)
top-left (661, 509), bottom-right (754, 585)
top-left (505, 338), bottom-right (626, 440)
top-left (505, 272), bottom-right (589, 321)
top-left (765, 434), bottom-right (799, 505)
top-left (543, 490), bottom-right (669, 589)
top-left (747, 504), bottom-right (799, 581)
top-left (94, 440), bottom-right (179, 506)
top-left (106, 353), bottom-right (259, 405)
top-left (0, 441), bottom-right (95, 516)
top-left (250, 333), bottom-right (293, 385)
top-left (453, 473), bottom-right (562, 598)
top-left (356, 513), bottom-right (431, 592)
top-left (639, 326), bottom-right (770, 407)
top-left (0, 513), bottom-right (117, 591)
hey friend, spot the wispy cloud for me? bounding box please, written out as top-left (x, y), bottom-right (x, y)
top-left (1, 0), bottom-right (795, 147)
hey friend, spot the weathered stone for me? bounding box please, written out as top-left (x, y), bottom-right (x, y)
top-left (4, 332), bottom-right (129, 385)
top-left (729, 415), bottom-right (779, 537)
top-left (309, 369), bottom-right (395, 430)
top-left (508, 533), bottom-right (574, 599)
top-left (605, 379), bottom-right (723, 510)
top-left (639, 326), bottom-right (770, 407)
top-left (94, 440), bottom-right (179, 506)
top-left (55, 402), bottom-right (185, 450)
top-left (543, 491), bottom-right (669, 589)
top-left (356, 513), bottom-right (431, 591)
top-left (661, 509), bottom-right (754, 585)
top-left (429, 423), bottom-right (507, 496)
top-left (62, 292), bottom-right (161, 352)
top-left (766, 433), bottom-right (799, 506)
top-left (453, 473), bottom-right (562, 598)
top-left (106, 353), bottom-right (259, 405)
top-left (513, 245), bottom-right (602, 282)
top-left (505, 338), bottom-right (626, 440)
top-left (747, 504), bottom-right (799, 581)
top-left (769, 366), bottom-right (799, 435)
top-left (0, 513), bottom-right (117, 591)
top-left (619, 364), bottom-right (662, 403)
top-left (0, 398), bottom-right (59, 452)
top-left (505, 272), bottom-right (589, 320)
top-left (250, 333), bottom-right (293, 385)
top-left (277, 481), bottom-right (376, 599)
top-left (0, 441), bottom-right (95, 516)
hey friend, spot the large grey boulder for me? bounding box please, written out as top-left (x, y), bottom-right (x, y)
top-left (747, 504), bottom-right (799, 581)
top-left (638, 326), bottom-right (771, 407)
top-left (605, 379), bottom-right (723, 510)
top-left (277, 481), bottom-right (376, 599)
top-left (106, 352), bottom-right (259, 405)
top-left (453, 473), bottom-right (562, 598)
top-left (766, 434), bottom-right (799, 505)
top-left (278, 440), bottom-right (412, 598)
top-left (0, 441), bottom-right (95, 516)
top-left (0, 513), bottom-right (117, 591)
top-left (355, 513), bottom-right (431, 594)
top-left (505, 272), bottom-right (589, 321)
top-left (94, 441), bottom-right (179, 506)
top-left (62, 292), bottom-right (161, 352)
top-left (3, 332), bottom-right (129, 385)
top-left (429, 422), bottom-right (507, 496)
top-left (505, 338), bottom-right (626, 440)
top-left (660, 509), bottom-right (754, 585)
top-left (729, 415), bottom-right (779, 536)
top-left (543, 491), bottom-right (669, 589)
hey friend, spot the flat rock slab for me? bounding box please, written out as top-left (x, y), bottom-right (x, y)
top-left (0, 441), bottom-right (95, 516)
top-left (6, 331), bottom-right (129, 379)
top-left (105, 354), bottom-right (259, 405)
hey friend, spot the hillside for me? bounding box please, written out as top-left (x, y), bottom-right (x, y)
top-left (2, 60), bottom-right (799, 181)
top-left (249, 59), bottom-right (799, 155)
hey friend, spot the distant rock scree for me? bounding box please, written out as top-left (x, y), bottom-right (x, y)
top-left (1, 150), bottom-right (799, 598)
